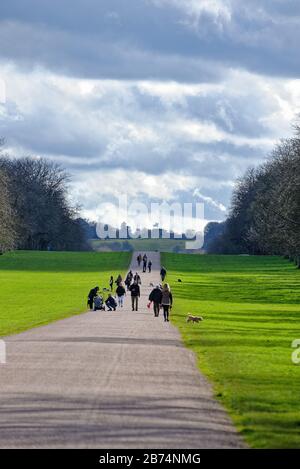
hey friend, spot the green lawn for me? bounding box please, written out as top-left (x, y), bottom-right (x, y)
top-left (0, 250), bottom-right (130, 337)
top-left (162, 253), bottom-right (300, 448)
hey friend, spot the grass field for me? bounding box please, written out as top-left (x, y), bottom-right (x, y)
top-left (162, 253), bottom-right (300, 448)
top-left (0, 251), bottom-right (130, 337)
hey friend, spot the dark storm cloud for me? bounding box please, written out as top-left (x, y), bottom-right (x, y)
top-left (0, 0), bottom-right (300, 80)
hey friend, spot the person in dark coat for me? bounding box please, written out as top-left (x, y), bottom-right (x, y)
top-left (109, 276), bottom-right (114, 291)
top-left (142, 253), bottom-right (148, 272)
top-left (129, 280), bottom-right (140, 311)
top-left (87, 286), bottom-right (99, 310)
top-left (148, 260), bottom-right (152, 273)
top-left (160, 266), bottom-right (167, 282)
top-left (149, 285), bottom-right (162, 317)
top-left (105, 294), bottom-right (117, 311)
top-left (116, 283), bottom-right (126, 308)
top-left (137, 254), bottom-right (142, 267)
top-left (115, 274), bottom-right (122, 286)
top-left (134, 272), bottom-right (141, 285)
top-left (125, 270), bottom-right (133, 290)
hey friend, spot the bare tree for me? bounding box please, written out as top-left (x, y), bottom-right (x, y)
top-left (205, 125), bottom-right (300, 265)
top-left (0, 155), bottom-right (88, 252)
top-left (0, 169), bottom-right (16, 252)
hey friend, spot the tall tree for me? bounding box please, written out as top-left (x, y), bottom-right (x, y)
top-left (0, 156), bottom-right (88, 251)
top-left (0, 169), bottom-right (16, 252)
top-left (206, 123), bottom-right (300, 264)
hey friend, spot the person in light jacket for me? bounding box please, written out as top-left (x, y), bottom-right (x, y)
top-left (161, 283), bottom-right (173, 322)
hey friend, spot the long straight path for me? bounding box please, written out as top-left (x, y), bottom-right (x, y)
top-left (0, 252), bottom-right (244, 448)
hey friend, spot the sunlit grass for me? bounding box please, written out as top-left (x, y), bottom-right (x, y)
top-left (162, 253), bottom-right (300, 448)
top-left (0, 251), bottom-right (130, 337)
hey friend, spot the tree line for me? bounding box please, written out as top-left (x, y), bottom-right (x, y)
top-left (204, 124), bottom-right (300, 267)
top-left (0, 141), bottom-right (89, 253)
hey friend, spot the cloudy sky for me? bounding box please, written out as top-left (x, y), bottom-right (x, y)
top-left (0, 0), bottom-right (300, 230)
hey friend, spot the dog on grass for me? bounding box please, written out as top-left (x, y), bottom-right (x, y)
top-left (186, 314), bottom-right (204, 323)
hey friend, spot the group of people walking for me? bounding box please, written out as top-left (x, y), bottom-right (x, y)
top-left (87, 253), bottom-right (172, 322)
top-left (148, 283), bottom-right (172, 322)
top-left (137, 253), bottom-right (152, 273)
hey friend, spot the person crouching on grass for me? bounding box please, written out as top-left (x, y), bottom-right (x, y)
top-left (105, 294), bottom-right (117, 311)
top-left (94, 294), bottom-right (105, 311)
top-left (116, 282), bottom-right (126, 308)
top-left (161, 283), bottom-right (173, 322)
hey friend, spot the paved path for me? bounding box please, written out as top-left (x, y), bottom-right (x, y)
top-left (0, 252), bottom-right (244, 448)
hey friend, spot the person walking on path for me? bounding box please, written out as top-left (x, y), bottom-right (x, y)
top-left (148, 260), bottom-right (152, 273)
top-left (116, 283), bottom-right (126, 308)
top-left (115, 274), bottom-right (122, 287)
top-left (134, 272), bottom-right (141, 285)
top-left (116, 284), bottom-right (126, 308)
top-left (142, 254), bottom-right (148, 273)
top-left (160, 266), bottom-right (167, 282)
top-left (109, 276), bottom-right (114, 291)
top-left (105, 294), bottom-right (117, 311)
top-left (149, 285), bottom-right (162, 317)
top-left (161, 283), bottom-right (173, 322)
top-left (137, 254), bottom-right (142, 267)
top-left (87, 286), bottom-right (99, 310)
top-left (129, 280), bottom-right (140, 311)
top-left (125, 271), bottom-right (133, 290)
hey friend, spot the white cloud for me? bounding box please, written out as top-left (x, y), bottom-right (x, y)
top-left (1, 62), bottom-right (299, 225)
top-left (151, 0), bottom-right (232, 23)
